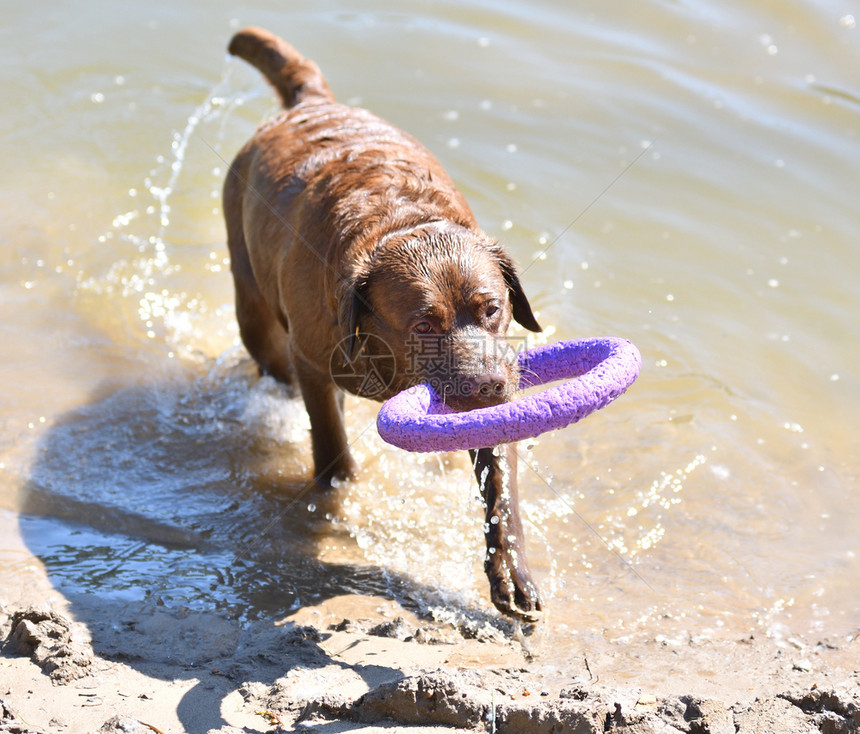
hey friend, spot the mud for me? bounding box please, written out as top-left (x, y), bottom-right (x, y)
top-left (2, 603), bottom-right (858, 733)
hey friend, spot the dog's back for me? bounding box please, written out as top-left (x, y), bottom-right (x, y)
top-left (223, 27), bottom-right (477, 306)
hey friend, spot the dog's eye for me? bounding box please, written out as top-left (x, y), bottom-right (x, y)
top-left (485, 305), bottom-right (499, 319)
top-left (414, 321), bottom-right (433, 334)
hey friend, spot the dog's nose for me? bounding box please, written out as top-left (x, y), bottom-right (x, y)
top-left (473, 372), bottom-right (508, 403)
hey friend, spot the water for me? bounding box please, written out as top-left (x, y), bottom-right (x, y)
top-left (1, 0), bottom-right (858, 684)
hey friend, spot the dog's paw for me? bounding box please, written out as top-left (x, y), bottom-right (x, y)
top-left (314, 454), bottom-right (358, 488)
top-left (486, 552), bottom-right (543, 622)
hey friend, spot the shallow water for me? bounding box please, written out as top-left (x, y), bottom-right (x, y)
top-left (1, 0), bottom-right (858, 682)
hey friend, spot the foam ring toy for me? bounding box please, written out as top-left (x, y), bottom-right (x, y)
top-left (376, 337), bottom-right (641, 452)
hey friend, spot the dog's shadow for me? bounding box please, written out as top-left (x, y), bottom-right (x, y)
top-left (16, 353), bottom-right (507, 731)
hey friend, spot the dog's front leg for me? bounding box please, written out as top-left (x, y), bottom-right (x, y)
top-left (471, 444), bottom-right (542, 620)
top-left (292, 353), bottom-right (357, 486)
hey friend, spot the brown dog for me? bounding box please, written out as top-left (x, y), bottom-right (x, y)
top-left (223, 27), bottom-right (542, 620)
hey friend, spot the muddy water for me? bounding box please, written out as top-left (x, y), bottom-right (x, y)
top-left (1, 0), bottom-right (858, 684)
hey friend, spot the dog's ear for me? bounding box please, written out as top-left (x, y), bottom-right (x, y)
top-left (495, 250), bottom-right (542, 333)
top-left (337, 271), bottom-right (372, 357)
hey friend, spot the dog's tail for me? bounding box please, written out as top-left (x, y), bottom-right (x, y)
top-left (228, 27), bottom-right (334, 108)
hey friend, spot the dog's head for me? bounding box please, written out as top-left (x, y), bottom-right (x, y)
top-left (336, 223), bottom-right (541, 409)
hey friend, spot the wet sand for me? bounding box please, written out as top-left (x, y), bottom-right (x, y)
top-left (2, 521), bottom-right (858, 734)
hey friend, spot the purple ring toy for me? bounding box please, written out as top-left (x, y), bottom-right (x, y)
top-left (376, 336), bottom-right (641, 452)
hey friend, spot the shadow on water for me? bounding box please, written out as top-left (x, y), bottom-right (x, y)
top-left (15, 352), bottom-right (504, 731)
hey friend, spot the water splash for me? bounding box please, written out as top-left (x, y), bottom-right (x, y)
top-left (78, 59), bottom-right (273, 360)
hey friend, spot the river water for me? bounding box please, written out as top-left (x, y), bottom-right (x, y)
top-left (1, 0), bottom-right (858, 684)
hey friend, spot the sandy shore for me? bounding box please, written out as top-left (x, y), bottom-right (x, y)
top-left (1, 524), bottom-right (858, 734)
